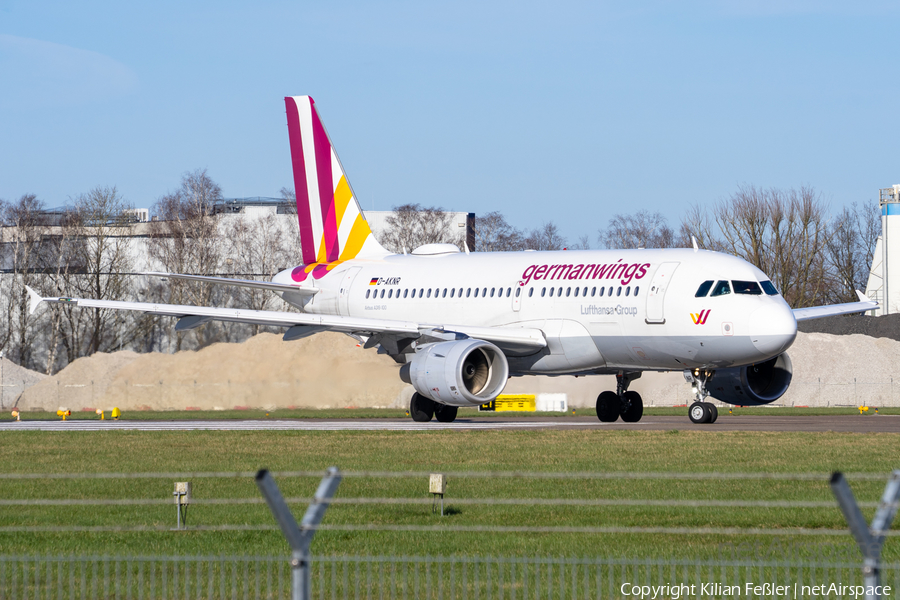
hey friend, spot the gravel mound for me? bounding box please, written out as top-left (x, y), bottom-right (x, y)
top-left (798, 312), bottom-right (900, 342)
top-left (0, 357), bottom-right (47, 410)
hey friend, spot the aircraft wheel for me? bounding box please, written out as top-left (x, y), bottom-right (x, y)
top-left (620, 391), bottom-right (644, 423)
top-left (596, 391), bottom-right (620, 422)
top-left (688, 401), bottom-right (711, 424)
top-left (410, 392), bottom-right (435, 422)
top-left (706, 403), bottom-right (718, 423)
top-left (434, 404), bottom-right (458, 423)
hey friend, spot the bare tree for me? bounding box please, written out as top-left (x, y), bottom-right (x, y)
top-left (148, 169), bottom-right (225, 350)
top-left (223, 212), bottom-right (295, 335)
top-left (825, 201), bottom-right (880, 303)
top-left (474, 211), bottom-right (526, 252)
top-left (378, 204), bottom-right (462, 253)
top-left (53, 186), bottom-right (141, 361)
top-left (599, 210), bottom-right (676, 249)
top-left (0, 194), bottom-right (50, 370)
top-left (524, 222), bottom-right (566, 251)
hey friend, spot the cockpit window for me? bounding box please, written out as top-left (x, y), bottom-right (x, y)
top-left (732, 280), bottom-right (762, 295)
top-left (695, 280), bottom-right (714, 297)
top-left (760, 280), bottom-right (779, 296)
top-left (710, 280), bottom-right (731, 297)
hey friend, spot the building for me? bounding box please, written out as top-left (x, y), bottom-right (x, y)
top-left (865, 185), bottom-right (900, 316)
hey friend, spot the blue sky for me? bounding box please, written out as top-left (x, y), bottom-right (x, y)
top-left (2, 0), bottom-right (899, 245)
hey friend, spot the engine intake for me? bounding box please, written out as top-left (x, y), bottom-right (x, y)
top-left (400, 339), bottom-right (509, 406)
top-left (708, 352), bottom-right (793, 406)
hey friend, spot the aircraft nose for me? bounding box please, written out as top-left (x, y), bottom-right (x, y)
top-left (748, 302), bottom-right (797, 357)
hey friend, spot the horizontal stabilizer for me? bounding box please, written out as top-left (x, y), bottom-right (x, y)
top-left (142, 272), bottom-right (319, 296)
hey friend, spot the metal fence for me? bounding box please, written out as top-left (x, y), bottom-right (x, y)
top-left (3, 555), bottom-right (899, 600)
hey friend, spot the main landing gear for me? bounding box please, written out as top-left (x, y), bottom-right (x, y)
top-left (684, 369), bottom-right (718, 424)
top-left (409, 392), bottom-right (458, 423)
top-left (595, 371), bottom-right (644, 423)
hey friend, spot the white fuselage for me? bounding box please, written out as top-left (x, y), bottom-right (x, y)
top-left (273, 248), bottom-right (798, 375)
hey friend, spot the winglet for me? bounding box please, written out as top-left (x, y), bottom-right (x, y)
top-left (856, 290), bottom-right (871, 303)
top-left (25, 286), bottom-right (44, 315)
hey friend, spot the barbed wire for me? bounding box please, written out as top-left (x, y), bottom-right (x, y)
top-left (0, 497), bottom-right (886, 508)
top-left (0, 470), bottom-right (892, 481)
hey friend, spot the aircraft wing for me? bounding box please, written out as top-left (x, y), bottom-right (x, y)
top-left (143, 271), bottom-right (319, 296)
top-left (26, 287), bottom-right (547, 355)
top-left (791, 291), bottom-right (878, 322)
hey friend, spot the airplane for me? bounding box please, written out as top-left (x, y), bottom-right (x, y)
top-left (27, 95), bottom-right (878, 425)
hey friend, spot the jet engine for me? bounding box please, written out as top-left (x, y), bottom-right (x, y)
top-left (400, 339), bottom-right (509, 406)
top-left (707, 352), bottom-right (793, 406)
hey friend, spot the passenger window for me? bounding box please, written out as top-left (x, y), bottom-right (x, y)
top-left (625, 287), bottom-right (630, 296)
top-left (450, 288), bottom-right (455, 298)
top-left (366, 289), bottom-right (371, 299)
top-left (573, 287), bottom-right (579, 297)
top-left (549, 287), bottom-right (554, 297)
top-left (459, 288), bottom-right (463, 297)
top-left (710, 280), bottom-right (731, 297)
top-left (483, 287), bottom-right (488, 297)
top-left (506, 287), bottom-right (511, 297)
top-left (466, 288), bottom-right (471, 298)
top-left (380, 289), bottom-right (385, 299)
top-left (616, 287), bottom-right (622, 296)
top-left (442, 288), bottom-right (447, 298)
top-left (528, 288), bottom-right (533, 297)
top-left (489, 288), bottom-right (494, 298)
top-left (599, 287), bottom-right (604, 297)
top-left (388, 289), bottom-right (393, 299)
top-left (558, 287), bottom-right (563, 297)
top-left (541, 287), bottom-right (546, 297)
top-left (634, 286), bottom-right (639, 297)
top-left (474, 288), bottom-right (479, 298)
top-left (566, 287), bottom-right (571, 297)
top-left (403, 289), bottom-right (408, 298)
top-left (515, 287), bottom-right (521, 298)
top-left (427, 289), bottom-right (432, 298)
top-left (608, 286), bottom-right (613, 296)
top-left (695, 280), bottom-right (714, 298)
top-left (583, 287), bottom-right (587, 296)
top-left (761, 280), bottom-right (779, 296)
top-left (733, 280), bottom-right (763, 295)
top-left (419, 289), bottom-right (424, 298)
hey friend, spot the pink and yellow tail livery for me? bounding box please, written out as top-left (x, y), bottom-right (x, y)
top-left (285, 96), bottom-right (388, 282)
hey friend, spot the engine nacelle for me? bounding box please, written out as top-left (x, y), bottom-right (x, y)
top-left (400, 339), bottom-right (509, 406)
top-left (708, 352), bottom-right (793, 406)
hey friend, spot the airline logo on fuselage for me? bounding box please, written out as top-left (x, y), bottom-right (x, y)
top-left (690, 310), bottom-right (711, 325)
top-left (522, 260), bottom-right (651, 286)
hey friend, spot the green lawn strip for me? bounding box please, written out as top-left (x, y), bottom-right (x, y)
top-left (7, 406), bottom-right (899, 421)
top-left (0, 430), bottom-right (896, 559)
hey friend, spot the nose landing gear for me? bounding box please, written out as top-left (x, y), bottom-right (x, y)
top-left (595, 371), bottom-right (644, 423)
top-left (684, 369), bottom-right (718, 424)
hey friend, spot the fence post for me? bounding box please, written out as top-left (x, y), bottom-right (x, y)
top-left (830, 470), bottom-right (900, 600)
top-left (256, 467), bottom-right (342, 600)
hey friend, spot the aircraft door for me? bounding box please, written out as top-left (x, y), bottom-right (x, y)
top-left (338, 267), bottom-right (362, 316)
top-left (645, 262), bottom-right (679, 324)
top-left (512, 281), bottom-right (524, 312)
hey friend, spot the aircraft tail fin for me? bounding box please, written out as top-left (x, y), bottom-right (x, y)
top-left (284, 96), bottom-right (389, 266)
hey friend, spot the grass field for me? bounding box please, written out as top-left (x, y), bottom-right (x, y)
top-left (2, 427), bottom-right (898, 561)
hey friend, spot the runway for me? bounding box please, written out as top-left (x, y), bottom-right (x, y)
top-left (1, 415), bottom-right (898, 432)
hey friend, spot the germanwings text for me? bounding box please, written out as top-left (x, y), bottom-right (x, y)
top-left (522, 261), bottom-right (651, 286)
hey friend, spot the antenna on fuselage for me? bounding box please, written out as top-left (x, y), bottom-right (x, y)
top-left (691, 236), bottom-right (699, 252)
top-left (463, 241), bottom-right (470, 255)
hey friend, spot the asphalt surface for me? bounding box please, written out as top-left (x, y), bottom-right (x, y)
top-left (1, 415), bottom-right (898, 432)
